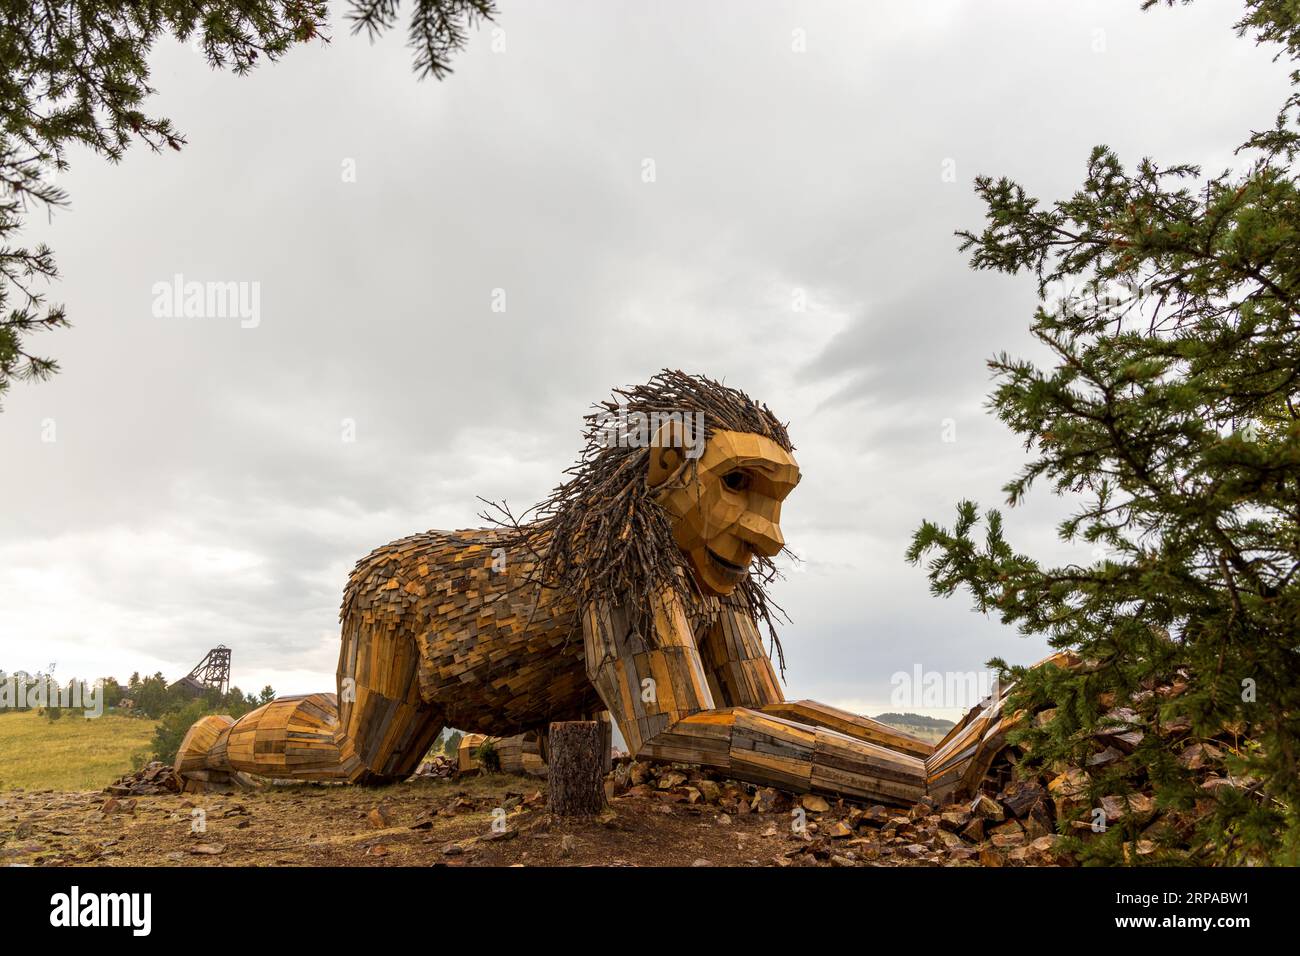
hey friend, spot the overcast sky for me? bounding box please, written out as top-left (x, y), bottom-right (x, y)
top-left (0, 0), bottom-right (1290, 722)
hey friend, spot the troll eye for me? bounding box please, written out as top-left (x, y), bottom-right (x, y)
top-left (721, 470), bottom-right (751, 492)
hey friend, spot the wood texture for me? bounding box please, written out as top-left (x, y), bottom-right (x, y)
top-left (924, 651), bottom-right (1077, 804)
top-left (548, 721), bottom-right (606, 816)
top-left (497, 731), bottom-right (549, 776)
top-left (457, 733), bottom-right (489, 774)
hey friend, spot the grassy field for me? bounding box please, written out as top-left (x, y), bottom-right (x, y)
top-left (0, 711), bottom-right (158, 791)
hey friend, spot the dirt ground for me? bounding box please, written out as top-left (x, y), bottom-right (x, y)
top-left (1, 772), bottom-right (926, 867)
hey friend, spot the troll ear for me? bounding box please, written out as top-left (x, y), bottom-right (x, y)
top-left (647, 420), bottom-right (685, 488)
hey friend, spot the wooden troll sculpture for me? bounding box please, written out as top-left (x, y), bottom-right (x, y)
top-left (176, 371), bottom-right (1017, 805)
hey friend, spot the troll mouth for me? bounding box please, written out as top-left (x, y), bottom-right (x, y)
top-left (706, 549), bottom-right (748, 574)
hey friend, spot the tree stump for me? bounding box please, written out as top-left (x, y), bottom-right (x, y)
top-left (548, 720), bottom-right (606, 816)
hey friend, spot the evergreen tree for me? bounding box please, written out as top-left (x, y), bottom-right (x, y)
top-left (130, 671), bottom-right (170, 716)
top-left (149, 697), bottom-right (212, 763)
top-left (99, 677), bottom-right (123, 709)
top-left (908, 0), bottom-right (1300, 864)
top-left (0, 1), bottom-right (496, 407)
top-left (220, 685), bottom-right (258, 718)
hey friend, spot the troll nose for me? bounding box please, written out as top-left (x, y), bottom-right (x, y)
top-left (736, 512), bottom-right (784, 557)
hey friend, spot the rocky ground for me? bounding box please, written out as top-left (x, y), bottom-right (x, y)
top-left (2, 673), bottom-right (1243, 867)
top-left (0, 772), bottom-right (833, 868)
top-left (0, 759), bottom-right (1068, 867)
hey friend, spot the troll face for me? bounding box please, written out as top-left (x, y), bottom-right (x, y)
top-left (650, 428), bottom-right (800, 596)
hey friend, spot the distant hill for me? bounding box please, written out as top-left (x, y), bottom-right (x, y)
top-left (872, 712), bottom-right (956, 744)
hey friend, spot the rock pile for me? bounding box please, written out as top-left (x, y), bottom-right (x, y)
top-left (604, 673), bottom-right (1242, 865)
top-left (972, 675), bottom-right (1246, 863)
top-left (408, 755), bottom-right (456, 780)
top-left (604, 758), bottom-right (1075, 866)
top-left (104, 761), bottom-right (181, 797)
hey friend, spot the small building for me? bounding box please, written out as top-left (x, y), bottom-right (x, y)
top-left (169, 646), bottom-right (232, 698)
top-left (168, 675), bottom-right (209, 699)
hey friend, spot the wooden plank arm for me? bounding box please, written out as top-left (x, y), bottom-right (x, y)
top-left (761, 700), bottom-right (934, 759)
top-left (638, 706), bottom-right (927, 805)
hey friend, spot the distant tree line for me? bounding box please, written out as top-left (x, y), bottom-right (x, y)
top-left (109, 671), bottom-right (276, 721)
top-left (872, 713), bottom-right (957, 731)
top-left (4, 664), bottom-right (476, 765)
top-left (0, 669), bottom-right (100, 721)
top-left (0, 666), bottom-right (275, 764)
